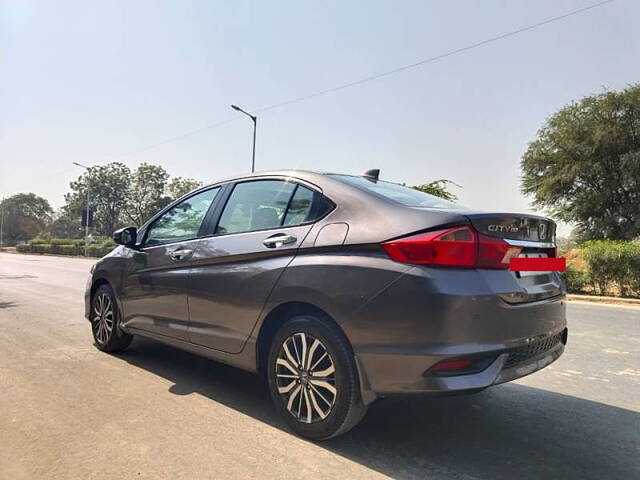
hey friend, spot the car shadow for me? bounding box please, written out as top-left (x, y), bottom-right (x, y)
top-left (114, 337), bottom-right (639, 480)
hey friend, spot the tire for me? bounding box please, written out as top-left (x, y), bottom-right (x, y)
top-left (91, 284), bottom-right (133, 353)
top-left (267, 315), bottom-right (367, 440)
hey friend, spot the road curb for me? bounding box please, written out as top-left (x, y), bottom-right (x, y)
top-left (0, 251), bottom-right (97, 262)
top-left (1, 251), bottom-right (98, 260)
top-left (567, 294), bottom-right (640, 307)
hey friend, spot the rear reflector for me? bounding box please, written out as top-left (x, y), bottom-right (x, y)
top-left (509, 257), bottom-right (566, 272)
top-left (381, 225), bottom-right (523, 269)
top-left (433, 359), bottom-right (473, 372)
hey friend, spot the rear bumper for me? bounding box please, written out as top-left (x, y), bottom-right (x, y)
top-left (356, 327), bottom-right (566, 397)
top-left (344, 265), bottom-right (567, 402)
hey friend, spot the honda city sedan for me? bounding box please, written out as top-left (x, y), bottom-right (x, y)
top-left (85, 169), bottom-right (567, 440)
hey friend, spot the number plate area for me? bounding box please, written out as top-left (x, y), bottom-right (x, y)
top-left (516, 252), bottom-right (549, 277)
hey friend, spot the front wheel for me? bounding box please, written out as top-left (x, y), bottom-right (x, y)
top-left (91, 284), bottom-right (132, 352)
top-left (267, 316), bottom-right (367, 440)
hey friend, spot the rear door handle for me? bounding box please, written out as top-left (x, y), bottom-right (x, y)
top-left (263, 234), bottom-right (297, 248)
top-left (169, 249), bottom-right (193, 261)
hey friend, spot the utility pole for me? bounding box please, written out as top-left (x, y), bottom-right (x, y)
top-left (231, 104), bottom-right (257, 173)
top-left (72, 162), bottom-right (91, 256)
top-left (0, 197), bottom-right (5, 250)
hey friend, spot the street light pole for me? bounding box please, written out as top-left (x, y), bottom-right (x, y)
top-left (231, 104), bottom-right (257, 173)
top-left (72, 162), bottom-right (91, 257)
top-left (0, 197), bottom-right (5, 250)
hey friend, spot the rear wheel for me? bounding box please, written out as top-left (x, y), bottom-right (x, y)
top-left (267, 315), bottom-right (367, 440)
top-left (91, 284), bottom-right (132, 352)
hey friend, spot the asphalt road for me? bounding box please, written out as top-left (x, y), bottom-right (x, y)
top-left (1, 252), bottom-right (638, 480)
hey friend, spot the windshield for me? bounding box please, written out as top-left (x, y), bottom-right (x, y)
top-left (329, 174), bottom-right (461, 209)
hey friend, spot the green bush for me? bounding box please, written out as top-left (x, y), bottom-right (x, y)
top-left (30, 244), bottom-right (51, 254)
top-left (86, 245), bottom-right (115, 257)
top-left (581, 240), bottom-right (640, 297)
top-left (50, 238), bottom-right (75, 246)
top-left (624, 242), bottom-right (640, 294)
top-left (15, 237), bottom-right (112, 256)
top-left (46, 240), bottom-right (82, 255)
top-left (46, 244), bottom-right (79, 255)
top-left (98, 238), bottom-right (116, 249)
top-left (59, 244), bottom-right (80, 256)
top-left (16, 244), bottom-right (31, 253)
top-left (561, 262), bottom-right (589, 293)
top-left (30, 237), bottom-right (49, 245)
top-left (15, 236), bottom-right (117, 257)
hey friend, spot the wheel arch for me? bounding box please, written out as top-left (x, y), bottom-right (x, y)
top-left (256, 301), bottom-right (353, 379)
top-left (89, 277), bottom-right (124, 319)
top-left (90, 277), bottom-right (112, 302)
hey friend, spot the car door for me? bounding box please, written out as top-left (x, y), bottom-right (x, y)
top-left (119, 187), bottom-right (221, 340)
top-left (187, 178), bottom-right (333, 353)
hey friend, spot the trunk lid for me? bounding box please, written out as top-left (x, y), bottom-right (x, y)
top-left (465, 212), bottom-right (563, 304)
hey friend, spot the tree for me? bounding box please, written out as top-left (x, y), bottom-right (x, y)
top-left (62, 162), bottom-right (204, 235)
top-left (65, 162), bottom-right (131, 236)
top-left (166, 177), bottom-right (202, 201)
top-left (521, 84), bottom-right (640, 240)
top-left (124, 166), bottom-right (202, 226)
top-left (124, 163), bottom-right (170, 226)
top-left (0, 193), bottom-right (52, 243)
top-left (45, 208), bottom-right (84, 239)
top-left (411, 180), bottom-right (459, 201)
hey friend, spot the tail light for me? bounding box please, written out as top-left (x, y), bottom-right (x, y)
top-left (476, 233), bottom-right (522, 269)
top-left (381, 225), bottom-right (522, 269)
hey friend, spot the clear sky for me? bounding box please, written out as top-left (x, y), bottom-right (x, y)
top-left (1, 0), bottom-right (638, 234)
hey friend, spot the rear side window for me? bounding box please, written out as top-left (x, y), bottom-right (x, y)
top-left (283, 185), bottom-right (314, 226)
top-left (216, 180), bottom-right (333, 235)
top-left (216, 181), bottom-right (296, 235)
top-left (145, 187), bottom-right (220, 246)
top-left (329, 174), bottom-right (460, 209)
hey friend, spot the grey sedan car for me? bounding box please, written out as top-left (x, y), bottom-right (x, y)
top-left (85, 169), bottom-right (567, 440)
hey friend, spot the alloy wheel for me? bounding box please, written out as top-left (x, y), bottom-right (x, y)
top-left (93, 293), bottom-right (114, 345)
top-left (275, 332), bottom-right (337, 424)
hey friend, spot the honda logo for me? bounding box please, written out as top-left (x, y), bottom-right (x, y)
top-left (538, 223), bottom-right (548, 240)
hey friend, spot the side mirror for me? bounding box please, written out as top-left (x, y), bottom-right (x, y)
top-left (113, 227), bottom-right (137, 247)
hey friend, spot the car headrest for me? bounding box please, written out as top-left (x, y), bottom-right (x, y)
top-left (252, 207), bottom-right (279, 230)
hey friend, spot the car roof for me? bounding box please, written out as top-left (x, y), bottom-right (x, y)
top-left (200, 169), bottom-right (336, 189)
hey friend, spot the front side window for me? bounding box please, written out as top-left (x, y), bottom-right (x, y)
top-left (145, 187), bottom-right (219, 246)
top-left (216, 180), bottom-right (296, 235)
top-left (329, 174), bottom-right (460, 209)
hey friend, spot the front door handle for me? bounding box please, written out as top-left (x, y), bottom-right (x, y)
top-left (169, 249), bottom-right (193, 261)
top-left (263, 234), bottom-right (297, 248)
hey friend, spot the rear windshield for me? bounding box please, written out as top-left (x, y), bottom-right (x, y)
top-left (329, 174), bottom-right (461, 209)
